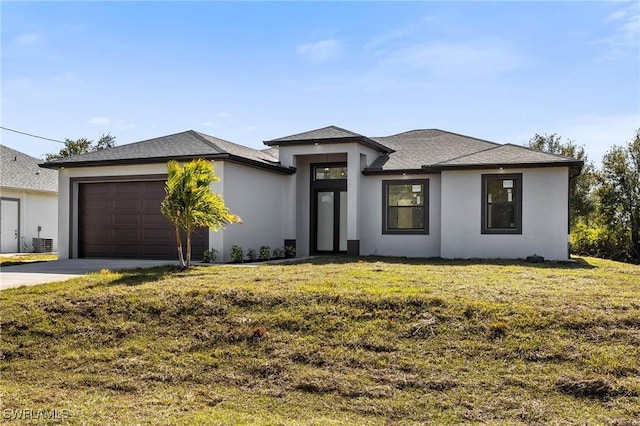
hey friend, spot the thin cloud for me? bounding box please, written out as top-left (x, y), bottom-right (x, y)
top-left (88, 117), bottom-right (112, 127)
top-left (364, 15), bottom-right (439, 54)
top-left (383, 41), bottom-right (528, 77)
top-left (115, 122), bottom-right (135, 131)
top-left (597, 3), bottom-right (640, 60)
top-left (14, 32), bottom-right (43, 46)
top-left (297, 39), bottom-right (345, 63)
top-left (606, 10), bottom-right (627, 22)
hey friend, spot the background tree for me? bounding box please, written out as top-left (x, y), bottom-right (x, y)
top-left (595, 129), bottom-right (640, 263)
top-left (528, 133), bottom-right (597, 226)
top-left (45, 133), bottom-right (116, 160)
top-left (161, 159), bottom-right (241, 268)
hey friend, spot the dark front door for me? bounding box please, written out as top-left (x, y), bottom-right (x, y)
top-left (311, 163), bottom-right (347, 254)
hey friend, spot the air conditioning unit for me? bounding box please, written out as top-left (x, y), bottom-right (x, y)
top-left (33, 238), bottom-right (53, 253)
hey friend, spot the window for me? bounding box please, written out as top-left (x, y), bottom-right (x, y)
top-left (481, 173), bottom-right (522, 234)
top-left (383, 180), bottom-right (429, 234)
top-left (314, 166), bottom-right (347, 180)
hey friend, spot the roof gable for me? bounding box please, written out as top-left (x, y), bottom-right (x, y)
top-left (42, 131), bottom-right (220, 165)
top-left (1, 145), bottom-right (58, 193)
top-left (266, 125), bottom-right (364, 142)
top-left (41, 130), bottom-right (288, 173)
top-left (264, 125), bottom-right (394, 154)
top-left (436, 144), bottom-right (581, 167)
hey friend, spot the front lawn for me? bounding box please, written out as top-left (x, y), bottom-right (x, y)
top-left (1, 257), bottom-right (638, 424)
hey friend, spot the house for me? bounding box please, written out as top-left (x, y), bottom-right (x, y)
top-left (41, 126), bottom-right (583, 262)
top-left (1, 145), bottom-right (58, 253)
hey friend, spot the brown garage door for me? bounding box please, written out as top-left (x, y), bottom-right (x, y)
top-left (78, 180), bottom-right (208, 259)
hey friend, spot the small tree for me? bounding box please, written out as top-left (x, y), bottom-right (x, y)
top-left (161, 159), bottom-right (241, 268)
top-left (528, 133), bottom-right (596, 226)
top-left (45, 133), bottom-right (117, 160)
top-left (596, 129), bottom-right (640, 263)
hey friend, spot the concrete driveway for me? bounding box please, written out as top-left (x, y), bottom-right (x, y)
top-left (0, 259), bottom-right (179, 290)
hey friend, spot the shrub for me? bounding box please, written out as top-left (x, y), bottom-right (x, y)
top-left (272, 247), bottom-right (285, 259)
top-left (230, 245), bottom-right (244, 263)
top-left (285, 245), bottom-right (296, 258)
top-left (259, 246), bottom-right (271, 261)
top-left (571, 220), bottom-right (633, 262)
top-left (202, 248), bottom-right (218, 263)
top-left (246, 248), bottom-right (257, 262)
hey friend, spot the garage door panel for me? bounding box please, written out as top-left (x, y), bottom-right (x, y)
top-left (112, 185), bottom-right (141, 194)
top-left (112, 245), bottom-right (140, 256)
top-left (82, 185), bottom-right (110, 199)
top-left (112, 229), bottom-right (142, 241)
top-left (141, 203), bottom-right (163, 212)
top-left (113, 215), bottom-right (141, 226)
top-left (113, 200), bottom-right (142, 210)
top-left (79, 181), bottom-right (208, 259)
top-left (144, 215), bottom-right (171, 226)
top-left (83, 200), bottom-right (110, 210)
top-left (82, 216), bottom-right (111, 227)
top-left (81, 229), bottom-right (109, 240)
top-left (141, 230), bottom-right (173, 241)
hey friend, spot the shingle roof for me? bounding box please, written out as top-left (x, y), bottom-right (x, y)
top-left (265, 125), bottom-right (394, 154)
top-left (364, 129), bottom-right (582, 173)
top-left (368, 129), bottom-right (499, 170)
top-left (41, 130), bottom-right (285, 172)
top-left (1, 145), bottom-right (58, 193)
top-left (39, 127), bottom-right (583, 175)
top-left (193, 132), bottom-right (279, 165)
top-left (267, 125), bottom-right (366, 142)
top-left (436, 144), bottom-right (580, 167)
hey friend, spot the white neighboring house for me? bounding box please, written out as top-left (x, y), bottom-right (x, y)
top-left (41, 126), bottom-right (583, 262)
top-left (1, 145), bottom-right (58, 253)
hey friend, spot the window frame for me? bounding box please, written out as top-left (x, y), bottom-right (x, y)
top-left (481, 173), bottom-right (523, 235)
top-left (382, 179), bottom-right (429, 235)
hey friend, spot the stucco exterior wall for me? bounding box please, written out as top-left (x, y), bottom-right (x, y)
top-left (440, 167), bottom-right (569, 260)
top-left (212, 162), bottom-right (287, 262)
top-left (0, 188), bottom-right (58, 252)
top-left (359, 174), bottom-right (441, 258)
top-left (54, 156), bottom-right (571, 262)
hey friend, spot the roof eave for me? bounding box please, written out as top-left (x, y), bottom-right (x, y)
top-left (225, 154), bottom-right (296, 175)
top-left (0, 184), bottom-right (58, 194)
top-left (437, 160), bottom-right (584, 173)
top-left (40, 154), bottom-right (295, 175)
top-left (363, 161), bottom-right (584, 176)
top-left (39, 155), bottom-right (222, 169)
top-left (362, 167), bottom-right (440, 176)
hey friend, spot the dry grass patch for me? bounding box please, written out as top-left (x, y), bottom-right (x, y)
top-left (0, 253), bottom-right (57, 266)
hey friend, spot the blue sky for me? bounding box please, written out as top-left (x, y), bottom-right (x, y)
top-left (2, 1), bottom-right (638, 164)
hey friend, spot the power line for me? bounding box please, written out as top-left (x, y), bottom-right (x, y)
top-left (0, 126), bottom-right (66, 144)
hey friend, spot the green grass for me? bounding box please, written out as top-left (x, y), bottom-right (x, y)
top-left (1, 256), bottom-right (639, 424)
top-left (0, 253), bottom-right (57, 267)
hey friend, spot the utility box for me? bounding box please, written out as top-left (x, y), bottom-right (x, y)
top-left (32, 238), bottom-right (53, 253)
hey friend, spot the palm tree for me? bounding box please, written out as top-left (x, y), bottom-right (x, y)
top-left (161, 159), bottom-right (241, 268)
